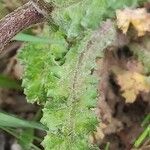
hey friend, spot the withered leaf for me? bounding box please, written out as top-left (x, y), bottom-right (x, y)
top-left (114, 68), bottom-right (150, 103)
top-left (116, 8), bottom-right (150, 36)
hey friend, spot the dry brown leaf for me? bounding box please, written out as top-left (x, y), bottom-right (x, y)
top-left (116, 8), bottom-right (150, 36)
top-left (114, 68), bottom-right (150, 103)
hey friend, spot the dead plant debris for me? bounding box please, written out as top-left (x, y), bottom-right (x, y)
top-left (116, 8), bottom-right (150, 36)
top-left (96, 26), bottom-right (150, 149)
top-left (113, 68), bottom-right (150, 103)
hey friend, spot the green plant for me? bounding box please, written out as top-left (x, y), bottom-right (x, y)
top-left (17, 0), bottom-right (149, 149)
top-left (0, 111), bottom-right (47, 150)
top-left (0, 74), bottom-right (21, 90)
top-left (134, 114), bottom-right (150, 148)
top-left (0, 111), bottom-right (47, 130)
top-left (13, 33), bottom-right (51, 44)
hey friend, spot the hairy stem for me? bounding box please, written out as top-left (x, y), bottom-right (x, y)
top-left (0, 0), bottom-right (53, 50)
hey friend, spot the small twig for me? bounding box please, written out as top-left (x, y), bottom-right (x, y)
top-left (0, 0), bottom-right (53, 51)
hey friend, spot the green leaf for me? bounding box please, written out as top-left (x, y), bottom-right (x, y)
top-left (2, 127), bottom-right (41, 150)
top-left (19, 20), bottom-right (116, 150)
top-left (18, 129), bottom-right (34, 150)
top-left (18, 0), bottom-right (149, 149)
top-left (0, 112), bottom-right (47, 131)
top-left (0, 74), bottom-right (21, 90)
top-left (105, 142), bottom-right (110, 150)
top-left (13, 33), bottom-right (51, 44)
top-left (134, 125), bottom-right (150, 148)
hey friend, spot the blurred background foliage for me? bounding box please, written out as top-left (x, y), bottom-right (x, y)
top-left (0, 1), bottom-right (47, 150)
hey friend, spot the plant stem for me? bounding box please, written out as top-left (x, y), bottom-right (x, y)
top-left (0, 0), bottom-right (53, 50)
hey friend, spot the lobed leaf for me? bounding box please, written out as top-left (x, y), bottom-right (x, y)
top-left (18, 0), bottom-right (149, 149)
